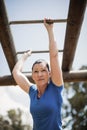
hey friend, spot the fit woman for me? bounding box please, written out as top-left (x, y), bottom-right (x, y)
top-left (12, 18), bottom-right (64, 130)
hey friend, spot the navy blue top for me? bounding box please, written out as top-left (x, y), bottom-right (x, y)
top-left (29, 80), bottom-right (63, 130)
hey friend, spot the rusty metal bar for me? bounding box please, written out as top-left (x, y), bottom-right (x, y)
top-left (0, 0), bottom-right (17, 72)
top-left (0, 70), bottom-right (87, 86)
top-left (62, 0), bottom-right (87, 71)
top-left (16, 49), bottom-right (63, 55)
top-left (62, 0), bottom-right (87, 72)
top-left (9, 19), bottom-right (67, 25)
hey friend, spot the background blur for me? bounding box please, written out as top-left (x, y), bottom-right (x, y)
top-left (0, 0), bottom-right (87, 130)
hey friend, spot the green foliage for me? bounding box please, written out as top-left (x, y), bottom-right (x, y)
top-left (8, 108), bottom-right (22, 126)
top-left (0, 108), bottom-right (32, 130)
top-left (63, 66), bottom-right (87, 130)
top-left (64, 81), bottom-right (87, 130)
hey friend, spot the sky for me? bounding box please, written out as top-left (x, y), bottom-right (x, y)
top-left (0, 0), bottom-right (87, 125)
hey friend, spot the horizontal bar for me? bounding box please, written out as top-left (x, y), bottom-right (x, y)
top-left (0, 70), bottom-right (87, 85)
top-left (16, 50), bottom-right (63, 55)
top-left (9, 19), bottom-right (67, 25)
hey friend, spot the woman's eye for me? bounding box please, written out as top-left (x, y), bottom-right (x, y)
top-left (41, 69), bottom-right (46, 72)
top-left (34, 71), bottom-right (38, 73)
top-left (34, 69), bottom-right (46, 73)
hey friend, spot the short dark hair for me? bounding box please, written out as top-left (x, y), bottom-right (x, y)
top-left (32, 59), bottom-right (50, 71)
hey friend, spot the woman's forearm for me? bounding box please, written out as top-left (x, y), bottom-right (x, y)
top-left (44, 18), bottom-right (63, 86)
top-left (12, 50), bottom-right (32, 93)
top-left (48, 29), bottom-right (58, 58)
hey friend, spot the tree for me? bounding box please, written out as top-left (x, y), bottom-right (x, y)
top-left (0, 108), bottom-right (32, 130)
top-left (8, 108), bottom-right (22, 130)
top-left (63, 66), bottom-right (87, 130)
top-left (0, 115), bottom-right (14, 130)
top-left (69, 81), bottom-right (87, 130)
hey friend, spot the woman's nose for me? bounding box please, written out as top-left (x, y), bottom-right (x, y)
top-left (38, 71), bottom-right (42, 76)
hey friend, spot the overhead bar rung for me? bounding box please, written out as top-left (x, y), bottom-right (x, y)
top-left (9, 19), bottom-right (67, 25)
top-left (16, 50), bottom-right (63, 55)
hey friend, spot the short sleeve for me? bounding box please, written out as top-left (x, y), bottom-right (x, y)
top-left (49, 80), bottom-right (64, 104)
top-left (50, 80), bottom-right (64, 93)
top-left (29, 85), bottom-right (37, 96)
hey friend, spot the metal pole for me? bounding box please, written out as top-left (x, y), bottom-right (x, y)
top-left (16, 50), bottom-right (63, 55)
top-left (9, 19), bottom-right (67, 25)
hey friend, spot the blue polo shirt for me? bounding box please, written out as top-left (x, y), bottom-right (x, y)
top-left (29, 80), bottom-right (63, 130)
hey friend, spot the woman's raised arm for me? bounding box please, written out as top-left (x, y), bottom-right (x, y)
top-left (44, 18), bottom-right (63, 86)
top-left (12, 50), bottom-right (33, 93)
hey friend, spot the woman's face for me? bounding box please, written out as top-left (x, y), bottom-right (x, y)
top-left (32, 62), bottom-right (51, 87)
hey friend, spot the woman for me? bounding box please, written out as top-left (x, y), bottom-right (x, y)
top-left (12, 18), bottom-right (64, 130)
